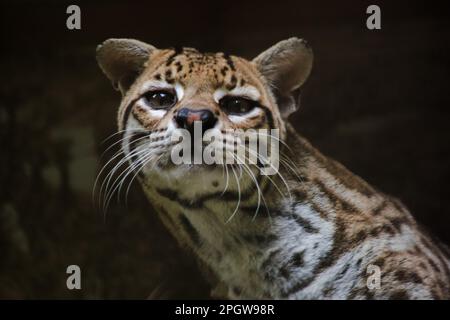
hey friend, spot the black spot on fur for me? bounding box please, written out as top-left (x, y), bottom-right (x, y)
top-left (356, 258), bottom-right (363, 267)
top-left (322, 285), bottom-right (334, 297)
top-left (225, 82), bottom-right (236, 91)
top-left (291, 251), bottom-right (305, 267)
top-left (337, 263), bottom-right (350, 279)
top-left (221, 66), bottom-right (228, 76)
top-left (355, 230), bottom-right (368, 242)
top-left (165, 47), bottom-right (182, 66)
top-left (242, 234), bottom-right (277, 246)
top-left (293, 215), bottom-right (318, 233)
top-left (279, 265), bottom-right (291, 279)
top-left (164, 67), bottom-right (174, 84)
top-left (371, 256), bottom-right (387, 268)
top-left (366, 290), bottom-right (375, 300)
top-left (223, 53), bottom-right (235, 71)
top-left (175, 61), bottom-right (183, 72)
top-left (179, 215), bottom-right (201, 246)
top-left (389, 217), bottom-right (405, 232)
top-left (428, 258), bottom-right (440, 273)
top-left (261, 250), bottom-right (280, 269)
top-left (292, 189), bottom-right (308, 202)
top-left (233, 286), bottom-right (242, 296)
top-left (225, 74), bottom-right (238, 90)
top-left (389, 290), bottom-right (410, 300)
top-left (298, 217), bottom-right (346, 293)
top-left (395, 270), bottom-right (422, 284)
top-left (373, 200), bottom-right (387, 215)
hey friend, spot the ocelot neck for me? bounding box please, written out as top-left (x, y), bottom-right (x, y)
top-left (140, 125), bottom-right (346, 298)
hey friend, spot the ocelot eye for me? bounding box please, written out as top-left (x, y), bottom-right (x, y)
top-left (142, 90), bottom-right (177, 109)
top-left (219, 97), bottom-right (258, 115)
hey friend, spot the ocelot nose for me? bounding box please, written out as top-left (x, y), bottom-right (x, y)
top-left (174, 108), bottom-right (217, 135)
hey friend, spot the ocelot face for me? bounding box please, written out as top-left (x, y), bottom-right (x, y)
top-left (97, 38), bottom-right (313, 191)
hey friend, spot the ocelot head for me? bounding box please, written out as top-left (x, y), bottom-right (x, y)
top-left (96, 38), bottom-right (313, 196)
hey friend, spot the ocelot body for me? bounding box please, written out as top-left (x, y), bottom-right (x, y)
top-left (97, 37), bottom-right (450, 299)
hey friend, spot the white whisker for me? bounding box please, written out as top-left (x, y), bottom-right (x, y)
top-left (225, 160), bottom-right (241, 224)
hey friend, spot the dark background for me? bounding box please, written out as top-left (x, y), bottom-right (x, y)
top-left (1, 0), bottom-right (449, 298)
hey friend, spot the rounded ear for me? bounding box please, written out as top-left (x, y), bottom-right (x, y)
top-left (252, 37), bottom-right (313, 118)
top-left (96, 38), bottom-right (156, 94)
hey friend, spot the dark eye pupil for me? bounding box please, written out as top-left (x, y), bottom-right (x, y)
top-left (144, 91), bottom-right (176, 109)
top-left (222, 98), bottom-right (254, 114)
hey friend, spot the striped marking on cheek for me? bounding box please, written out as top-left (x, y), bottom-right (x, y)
top-left (131, 102), bottom-right (166, 129)
top-left (136, 102), bottom-right (166, 117)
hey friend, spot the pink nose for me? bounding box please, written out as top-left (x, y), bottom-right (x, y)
top-left (185, 112), bottom-right (202, 126)
top-left (174, 108), bottom-right (217, 135)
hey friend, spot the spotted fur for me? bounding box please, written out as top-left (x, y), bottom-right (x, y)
top-left (97, 38), bottom-right (450, 299)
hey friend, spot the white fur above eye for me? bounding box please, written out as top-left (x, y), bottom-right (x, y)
top-left (213, 85), bottom-right (261, 103)
top-left (139, 80), bottom-right (184, 102)
top-left (139, 80), bottom-right (173, 94)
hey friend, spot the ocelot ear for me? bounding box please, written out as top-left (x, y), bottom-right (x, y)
top-left (252, 37), bottom-right (313, 119)
top-left (96, 38), bottom-right (156, 95)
